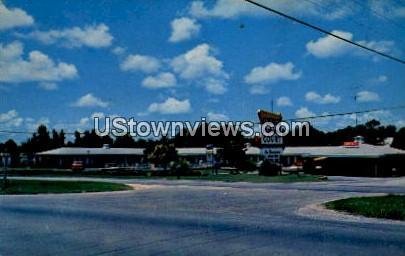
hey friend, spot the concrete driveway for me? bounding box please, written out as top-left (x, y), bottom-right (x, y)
top-left (0, 176), bottom-right (404, 255)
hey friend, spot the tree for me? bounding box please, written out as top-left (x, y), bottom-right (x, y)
top-left (35, 125), bottom-right (52, 151)
top-left (113, 134), bottom-right (136, 147)
top-left (51, 129), bottom-right (65, 149)
top-left (3, 139), bottom-right (18, 167)
top-left (20, 125), bottom-right (52, 154)
top-left (392, 127), bottom-right (405, 150)
top-left (73, 130), bottom-right (113, 147)
top-left (146, 143), bottom-right (178, 171)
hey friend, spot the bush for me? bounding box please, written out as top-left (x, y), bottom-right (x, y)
top-left (238, 159), bottom-right (258, 172)
top-left (259, 160), bottom-right (281, 176)
top-left (171, 159), bottom-right (191, 177)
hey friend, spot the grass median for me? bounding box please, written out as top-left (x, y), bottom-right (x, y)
top-left (0, 179), bottom-right (132, 195)
top-left (6, 169), bottom-right (326, 183)
top-left (160, 173), bottom-right (325, 183)
top-left (325, 195), bottom-right (405, 221)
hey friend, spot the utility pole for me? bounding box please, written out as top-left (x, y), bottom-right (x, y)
top-left (271, 98), bottom-right (274, 112)
top-left (354, 95), bottom-right (358, 126)
top-left (1, 153), bottom-right (9, 190)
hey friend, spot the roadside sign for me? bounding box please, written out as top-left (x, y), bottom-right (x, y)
top-left (257, 109), bottom-right (284, 163)
top-left (261, 147), bottom-right (283, 155)
top-left (257, 109), bottom-right (282, 124)
top-left (343, 141), bottom-right (359, 148)
top-left (261, 135), bottom-right (283, 145)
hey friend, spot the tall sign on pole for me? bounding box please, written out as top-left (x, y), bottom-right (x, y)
top-left (257, 109), bottom-right (284, 164)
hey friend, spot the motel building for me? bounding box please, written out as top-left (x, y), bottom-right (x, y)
top-left (245, 136), bottom-right (405, 177)
top-left (36, 135), bottom-right (405, 177)
top-left (36, 108), bottom-right (405, 177)
top-left (37, 144), bottom-right (221, 170)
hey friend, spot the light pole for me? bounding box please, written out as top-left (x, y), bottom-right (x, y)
top-left (1, 153), bottom-right (10, 190)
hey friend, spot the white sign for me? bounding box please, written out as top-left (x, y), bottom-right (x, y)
top-left (261, 135), bottom-right (283, 145)
top-left (261, 147), bottom-right (283, 155)
top-left (261, 147), bottom-right (283, 162)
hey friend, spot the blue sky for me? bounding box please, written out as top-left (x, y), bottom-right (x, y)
top-left (1, 0), bottom-right (405, 141)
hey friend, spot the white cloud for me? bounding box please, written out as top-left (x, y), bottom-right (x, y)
top-left (377, 75), bottom-right (388, 83)
top-left (295, 107), bottom-right (316, 119)
top-left (356, 40), bottom-right (394, 54)
top-left (189, 0), bottom-right (263, 19)
top-left (148, 97), bottom-right (191, 114)
top-left (23, 24), bottom-right (113, 48)
top-left (25, 117), bottom-right (50, 131)
top-left (305, 91), bottom-right (340, 104)
top-left (171, 43), bottom-right (227, 80)
top-left (369, 75), bottom-right (388, 85)
top-left (204, 78), bottom-right (227, 94)
top-left (0, 109), bottom-right (23, 128)
top-left (333, 110), bottom-right (396, 129)
top-left (0, 112), bottom-right (51, 133)
top-left (38, 82), bottom-right (58, 90)
top-left (171, 43), bottom-right (229, 94)
top-left (207, 112), bottom-right (229, 121)
top-left (0, 41), bottom-right (78, 83)
top-left (169, 17), bottom-right (201, 43)
top-left (0, 3), bottom-right (34, 30)
top-left (294, 107), bottom-right (332, 128)
top-left (369, 0), bottom-right (405, 18)
top-left (306, 30), bottom-right (395, 59)
top-left (189, 0), bottom-right (353, 20)
top-left (249, 85), bottom-right (269, 95)
top-left (53, 112), bottom-right (116, 132)
top-left (78, 117), bottom-right (90, 127)
top-left (306, 30), bottom-right (354, 58)
top-left (73, 93), bottom-right (109, 108)
top-left (111, 46), bottom-right (126, 55)
top-left (91, 112), bottom-right (105, 119)
top-left (293, 107), bottom-right (403, 131)
top-left (142, 72), bottom-right (177, 89)
top-left (356, 91), bottom-right (380, 102)
top-left (276, 96), bottom-right (293, 107)
top-left (120, 54), bottom-right (161, 73)
top-left (396, 120), bottom-right (405, 128)
top-left (244, 62), bottom-right (301, 85)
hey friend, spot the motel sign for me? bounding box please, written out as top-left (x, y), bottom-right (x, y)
top-left (257, 109), bottom-right (284, 163)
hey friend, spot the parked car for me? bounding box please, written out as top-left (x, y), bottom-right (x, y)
top-left (71, 161), bottom-right (84, 172)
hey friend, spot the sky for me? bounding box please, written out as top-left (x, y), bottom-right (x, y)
top-left (1, 0), bottom-right (405, 142)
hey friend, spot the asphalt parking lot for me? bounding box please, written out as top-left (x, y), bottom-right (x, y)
top-left (0, 176), bottom-right (404, 255)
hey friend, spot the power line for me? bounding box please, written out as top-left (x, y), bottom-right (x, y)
top-left (1, 106), bottom-right (405, 136)
top-left (303, 0), bottom-right (404, 43)
top-left (285, 105), bottom-right (405, 122)
top-left (0, 130), bottom-right (79, 135)
top-left (351, 0), bottom-right (405, 31)
top-left (243, 0), bottom-right (405, 65)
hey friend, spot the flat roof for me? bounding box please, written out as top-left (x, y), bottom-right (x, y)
top-left (176, 148), bottom-right (208, 156)
top-left (37, 147), bottom-right (214, 156)
top-left (37, 147), bottom-right (145, 156)
top-left (245, 144), bottom-right (405, 158)
top-left (283, 144), bottom-right (405, 158)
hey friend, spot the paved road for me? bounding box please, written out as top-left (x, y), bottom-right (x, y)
top-left (0, 176), bottom-right (404, 255)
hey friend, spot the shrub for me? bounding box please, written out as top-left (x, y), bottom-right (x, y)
top-left (259, 159), bottom-right (281, 176)
top-left (238, 159), bottom-right (258, 172)
top-left (171, 159), bottom-right (191, 177)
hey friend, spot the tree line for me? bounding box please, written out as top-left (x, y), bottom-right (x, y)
top-left (1, 119), bottom-right (405, 167)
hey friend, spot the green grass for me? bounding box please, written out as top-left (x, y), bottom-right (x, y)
top-left (325, 195), bottom-right (405, 221)
top-left (6, 169), bottom-right (326, 183)
top-left (156, 174), bottom-right (325, 183)
top-left (0, 179), bottom-right (132, 195)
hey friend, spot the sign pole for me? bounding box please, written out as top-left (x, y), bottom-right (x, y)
top-left (257, 109), bottom-right (284, 164)
top-left (1, 153), bottom-right (9, 190)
